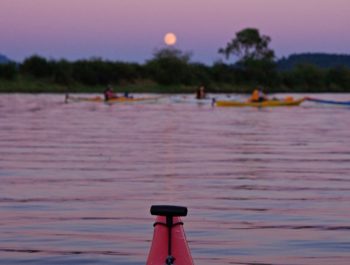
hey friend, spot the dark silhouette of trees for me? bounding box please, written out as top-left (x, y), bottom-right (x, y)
top-left (0, 62), bottom-right (18, 80)
top-left (218, 28), bottom-right (276, 87)
top-left (278, 53), bottom-right (350, 70)
top-left (145, 48), bottom-right (193, 85)
top-left (326, 66), bottom-right (350, 90)
top-left (20, 55), bottom-right (53, 78)
top-left (52, 59), bottom-right (73, 85)
top-left (2, 30), bottom-right (350, 93)
top-left (218, 28), bottom-right (274, 62)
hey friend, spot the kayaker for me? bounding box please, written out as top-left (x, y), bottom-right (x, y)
top-left (123, 91), bottom-right (133, 98)
top-left (104, 85), bottom-right (118, 101)
top-left (196, 85), bottom-right (206, 99)
top-left (250, 87), bottom-right (267, 102)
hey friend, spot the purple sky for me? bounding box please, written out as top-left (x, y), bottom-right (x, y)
top-left (0, 0), bottom-right (349, 64)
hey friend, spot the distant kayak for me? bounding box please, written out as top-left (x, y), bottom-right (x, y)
top-left (305, 97), bottom-right (350, 106)
top-left (215, 98), bottom-right (305, 107)
top-left (146, 205), bottom-right (194, 265)
top-left (64, 94), bottom-right (162, 103)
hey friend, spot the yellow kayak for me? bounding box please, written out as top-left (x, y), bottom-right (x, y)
top-left (65, 94), bottom-right (162, 103)
top-left (215, 98), bottom-right (305, 107)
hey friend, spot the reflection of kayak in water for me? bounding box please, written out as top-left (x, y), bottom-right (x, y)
top-left (64, 94), bottom-right (103, 102)
top-left (171, 95), bottom-right (214, 105)
top-left (305, 97), bottom-right (350, 106)
top-left (146, 205), bottom-right (194, 265)
top-left (64, 94), bottom-right (163, 103)
top-left (215, 98), bottom-right (305, 107)
top-left (171, 95), bottom-right (236, 105)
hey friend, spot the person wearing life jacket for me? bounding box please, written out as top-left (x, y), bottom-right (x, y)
top-left (250, 88), bottom-right (267, 102)
top-left (195, 86), bottom-right (206, 99)
top-left (103, 85), bottom-right (118, 101)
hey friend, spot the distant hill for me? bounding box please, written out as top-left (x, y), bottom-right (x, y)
top-left (0, 54), bottom-right (11, 64)
top-left (277, 53), bottom-right (350, 71)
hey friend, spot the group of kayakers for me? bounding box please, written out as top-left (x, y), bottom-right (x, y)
top-left (103, 83), bottom-right (269, 103)
top-left (103, 84), bottom-right (208, 101)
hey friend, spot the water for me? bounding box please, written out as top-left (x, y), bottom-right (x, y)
top-left (0, 93), bottom-right (349, 265)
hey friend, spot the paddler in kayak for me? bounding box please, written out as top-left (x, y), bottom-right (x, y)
top-left (195, 85), bottom-right (206, 99)
top-left (123, 91), bottom-right (133, 98)
top-left (250, 87), bottom-right (267, 102)
top-left (103, 85), bottom-right (118, 101)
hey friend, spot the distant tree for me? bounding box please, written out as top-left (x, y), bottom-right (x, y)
top-left (20, 55), bottom-right (52, 78)
top-left (145, 48), bottom-right (192, 85)
top-left (153, 48), bottom-right (192, 62)
top-left (52, 59), bottom-right (73, 85)
top-left (0, 62), bottom-right (18, 80)
top-left (219, 28), bottom-right (274, 62)
top-left (218, 28), bottom-right (276, 86)
top-left (113, 62), bottom-right (142, 83)
top-left (326, 66), bottom-right (350, 91)
top-left (240, 58), bottom-right (278, 86)
top-left (277, 53), bottom-right (350, 70)
top-left (281, 63), bottom-right (326, 92)
top-left (72, 60), bottom-right (96, 85)
top-left (211, 62), bottom-right (237, 84)
top-left (188, 63), bottom-right (211, 87)
top-left (72, 58), bottom-right (114, 86)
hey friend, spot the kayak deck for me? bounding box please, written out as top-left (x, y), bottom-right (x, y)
top-left (146, 216), bottom-right (194, 265)
top-left (146, 205), bottom-right (194, 265)
top-left (215, 98), bottom-right (304, 107)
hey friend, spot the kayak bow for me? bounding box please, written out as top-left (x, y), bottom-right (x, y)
top-left (146, 205), bottom-right (194, 265)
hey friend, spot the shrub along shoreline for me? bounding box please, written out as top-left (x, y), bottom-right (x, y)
top-left (1, 52), bottom-right (350, 94)
top-left (0, 77), bottom-right (211, 94)
top-left (0, 77), bottom-right (348, 94)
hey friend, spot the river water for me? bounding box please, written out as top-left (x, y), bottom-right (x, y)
top-left (0, 93), bottom-right (349, 265)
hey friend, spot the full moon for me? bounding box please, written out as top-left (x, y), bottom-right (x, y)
top-left (164, 33), bottom-right (177, 46)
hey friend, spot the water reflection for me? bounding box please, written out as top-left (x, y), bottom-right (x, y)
top-left (0, 94), bottom-right (349, 265)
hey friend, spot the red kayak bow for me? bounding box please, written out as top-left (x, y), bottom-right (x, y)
top-left (146, 205), bottom-right (194, 265)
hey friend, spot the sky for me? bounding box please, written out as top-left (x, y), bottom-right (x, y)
top-left (0, 0), bottom-right (349, 64)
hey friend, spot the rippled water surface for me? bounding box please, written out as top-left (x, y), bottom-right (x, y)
top-left (0, 94), bottom-right (350, 265)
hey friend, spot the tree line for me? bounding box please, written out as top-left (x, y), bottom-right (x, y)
top-left (1, 28), bottom-right (350, 93)
top-left (278, 53), bottom-right (350, 71)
